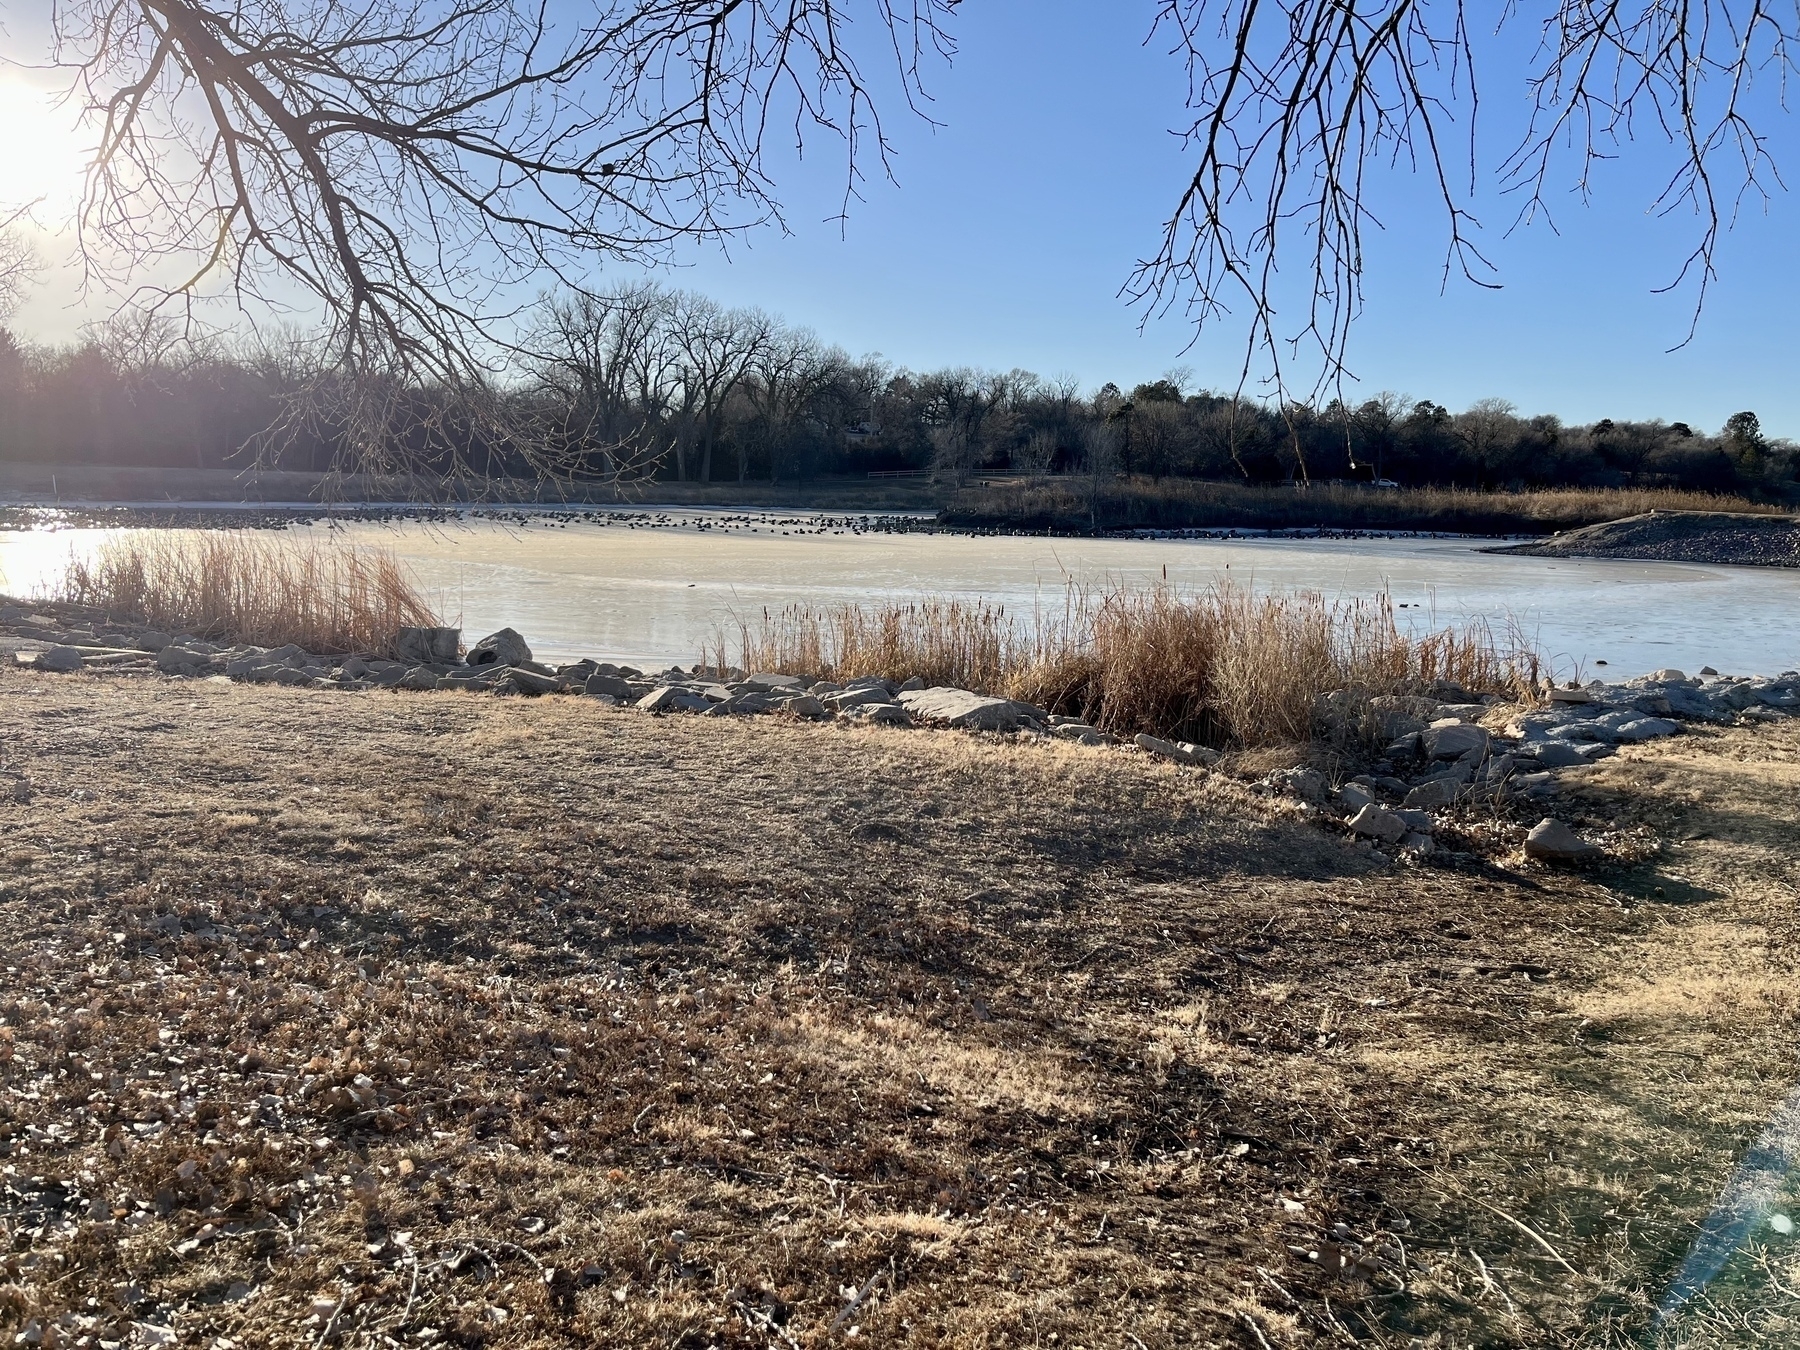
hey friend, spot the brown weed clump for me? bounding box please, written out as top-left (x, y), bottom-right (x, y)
top-left (52, 531), bottom-right (438, 655)
top-left (731, 580), bottom-right (1540, 748)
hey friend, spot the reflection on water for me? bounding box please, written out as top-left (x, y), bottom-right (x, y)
top-left (3, 510), bottom-right (1798, 677)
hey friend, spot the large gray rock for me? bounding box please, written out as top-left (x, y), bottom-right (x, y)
top-left (897, 687), bottom-right (1045, 732)
top-left (157, 645), bottom-right (215, 675)
top-left (260, 643), bottom-right (311, 668)
top-left (723, 692), bottom-right (780, 714)
top-left (777, 694), bottom-right (830, 720)
top-left (1718, 682), bottom-right (1761, 711)
top-left (1402, 778), bottom-right (1458, 809)
top-left (466, 628), bottom-right (532, 668)
top-left (1545, 720), bottom-right (1604, 742)
top-left (1414, 759), bottom-right (1474, 790)
top-left (1612, 716), bottom-right (1680, 742)
top-left (743, 672), bottom-right (807, 693)
top-left (1422, 722), bottom-right (1490, 760)
top-left (1266, 766), bottom-right (1328, 804)
top-left (826, 686), bottom-right (895, 711)
top-left (585, 673), bottom-right (633, 698)
top-left (1433, 703), bottom-right (1489, 722)
top-left (509, 667), bottom-right (566, 696)
top-left (1336, 783), bottom-right (1376, 814)
top-left (1528, 742), bottom-right (1594, 769)
top-left (1524, 818), bottom-right (1603, 862)
top-left (1057, 726), bottom-right (1109, 745)
top-left (396, 667), bottom-right (441, 691)
top-left (1134, 733), bottom-right (1220, 767)
top-left (841, 702), bottom-right (912, 726)
top-left (842, 675), bottom-right (898, 694)
top-left (1660, 683), bottom-right (1726, 720)
top-left (394, 626), bottom-right (461, 665)
top-left (38, 646), bottom-right (86, 673)
top-left (1346, 804), bottom-right (1408, 844)
top-left (1547, 686), bottom-right (1594, 704)
top-left (637, 686), bottom-right (709, 713)
top-left (1367, 694), bottom-right (1437, 738)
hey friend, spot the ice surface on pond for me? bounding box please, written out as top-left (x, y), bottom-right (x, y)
top-left (3, 508), bottom-right (1797, 678)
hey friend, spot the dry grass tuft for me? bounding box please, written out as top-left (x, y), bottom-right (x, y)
top-left (728, 579), bottom-right (1540, 747)
top-left (49, 530), bottom-right (438, 654)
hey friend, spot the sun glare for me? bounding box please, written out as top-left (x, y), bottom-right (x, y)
top-left (0, 77), bottom-right (91, 215)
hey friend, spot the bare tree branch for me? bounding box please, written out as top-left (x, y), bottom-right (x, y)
top-left (1129, 1), bottom-right (1797, 452)
top-left (52, 0), bottom-right (957, 476)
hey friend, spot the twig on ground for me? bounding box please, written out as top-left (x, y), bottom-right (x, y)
top-left (1239, 1311), bottom-right (1274, 1349)
top-left (1467, 1247), bottom-right (1516, 1314)
top-left (1402, 1157), bottom-right (1582, 1278)
top-left (829, 1266), bottom-right (890, 1332)
top-left (1466, 1197), bottom-right (1580, 1278)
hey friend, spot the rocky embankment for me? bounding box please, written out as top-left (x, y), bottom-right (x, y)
top-left (1271, 667), bottom-right (1799, 862)
top-left (7, 597), bottom-right (1798, 868)
top-left (1494, 509), bottom-right (1800, 568)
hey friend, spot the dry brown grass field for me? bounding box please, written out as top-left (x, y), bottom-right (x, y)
top-left (1, 670), bottom-right (1797, 1348)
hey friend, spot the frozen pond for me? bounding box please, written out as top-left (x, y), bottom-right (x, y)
top-left (3, 508), bottom-right (1797, 678)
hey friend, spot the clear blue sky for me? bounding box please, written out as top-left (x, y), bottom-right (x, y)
top-left (610, 2), bottom-right (1800, 438)
top-left (5, 2), bottom-right (1796, 436)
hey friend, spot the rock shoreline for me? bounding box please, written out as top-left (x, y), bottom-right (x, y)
top-left (3, 501), bottom-right (1547, 544)
top-left (7, 598), bottom-right (1797, 868)
top-left (1491, 509), bottom-right (1800, 569)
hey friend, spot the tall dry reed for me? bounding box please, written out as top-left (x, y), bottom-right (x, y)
top-left (52, 532), bottom-right (439, 655)
top-left (729, 580), bottom-right (1541, 748)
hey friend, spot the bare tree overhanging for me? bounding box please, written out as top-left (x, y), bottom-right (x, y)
top-left (1131, 1), bottom-right (1799, 407)
top-left (0, 207), bottom-right (40, 320)
top-left (52, 0), bottom-right (957, 477)
top-left (29, 1), bottom-right (1798, 480)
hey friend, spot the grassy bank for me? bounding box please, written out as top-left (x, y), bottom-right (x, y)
top-left (725, 579), bottom-right (1542, 748)
top-left (51, 532), bottom-right (438, 655)
top-left (940, 478), bottom-right (1785, 535)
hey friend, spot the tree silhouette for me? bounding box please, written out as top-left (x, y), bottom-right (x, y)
top-left (55, 0), bottom-right (955, 475)
top-left (34, 2), bottom-right (1800, 474)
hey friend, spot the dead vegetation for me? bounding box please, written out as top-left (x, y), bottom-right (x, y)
top-left (727, 579), bottom-right (1542, 746)
top-left (49, 532), bottom-right (438, 655)
top-left (941, 479), bottom-right (1788, 536)
top-left (0, 671), bottom-right (1796, 1347)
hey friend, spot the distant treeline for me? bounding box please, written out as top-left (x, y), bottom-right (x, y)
top-left (0, 284), bottom-right (1794, 497)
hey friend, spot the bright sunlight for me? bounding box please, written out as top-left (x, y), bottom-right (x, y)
top-left (0, 76), bottom-right (89, 213)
